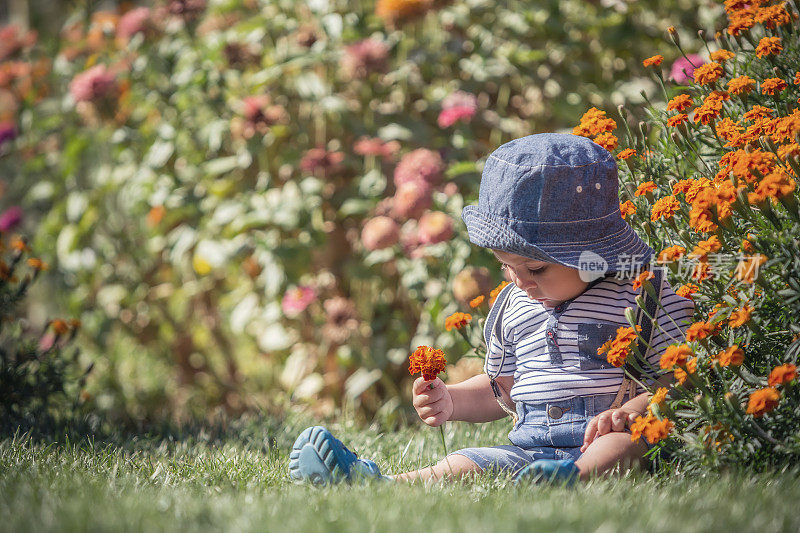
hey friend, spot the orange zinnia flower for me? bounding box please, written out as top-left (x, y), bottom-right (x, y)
top-left (755, 36), bottom-right (782, 58)
top-left (667, 94), bottom-right (693, 112)
top-left (597, 325), bottom-right (641, 367)
top-left (727, 75), bottom-right (755, 95)
top-left (445, 312), bottom-right (472, 331)
top-left (667, 114), bottom-right (689, 127)
top-left (768, 364), bottom-right (797, 386)
top-left (746, 387), bottom-right (780, 417)
top-left (710, 49), bottom-right (735, 63)
top-left (658, 246), bottom-right (685, 264)
top-left (632, 270), bottom-right (654, 291)
top-left (660, 344), bottom-right (692, 369)
top-left (686, 321), bottom-right (718, 342)
top-left (408, 345), bottom-right (447, 381)
top-left (728, 305), bottom-right (753, 328)
top-left (761, 77), bottom-right (787, 95)
top-left (650, 195), bottom-right (680, 221)
top-left (642, 55), bottom-right (664, 67)
top-left (693, 62), bottom-right (724, 85)
top-left (619, 200), bottom-right (636, 219)
top-left (617, 148), bottom-right (636, 160)
top-left (469, 295), bottom-right (485, 308)
top-left (715, 345), bottom-right (744, 367)
top-left (488, 281), bottom-right (510, 305)
top-left (676, 283), bottom-right (699, 299)
top-left (634, 181), bottom-right (656, 197)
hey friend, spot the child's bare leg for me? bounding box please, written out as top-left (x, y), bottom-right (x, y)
top-left (393, 453), bottom-right (482, 482)
top-left (574, 432), bottom-right (648, 480)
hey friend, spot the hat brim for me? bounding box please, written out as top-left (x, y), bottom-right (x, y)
top-left (462, 205), bottom-right (653, 273)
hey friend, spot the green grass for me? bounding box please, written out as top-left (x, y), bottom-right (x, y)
top-left (1, 414), bottom-right (799, 532)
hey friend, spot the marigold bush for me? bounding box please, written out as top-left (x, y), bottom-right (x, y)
top-left (574, 0), bottom-right (800, 469)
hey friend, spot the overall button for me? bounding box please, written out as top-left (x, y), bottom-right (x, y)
top-left (547, 405), bottom-right (564, 419)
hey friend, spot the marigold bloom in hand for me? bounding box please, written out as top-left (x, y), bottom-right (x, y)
top-left (642, 55), bottom-right (663, 67)
top-left (768, 364), bottom-right (797, 387)
top-left (660, 344), bottom-right (692, 369)
top-left (755, 36), bottom-right (782, 58)
top-left (715, 345), bottom-right (744, 367)
top-left (643, 417), bottom-right (674, 444)
top-left (409, 345), bottom-right (447, 381)
top-left (444, 312), bottom-right (472, 331)
top-left (728, 305), bottom-right (753, 328)
top-left (746, 387), bottom-right (780, 417)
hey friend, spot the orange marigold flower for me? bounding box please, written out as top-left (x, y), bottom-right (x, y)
top-left (650, 195), bottom-right (680, 221)
top-left (488, 281), bottom-right (510, 305)
top-left (643, 417), bottom-right (674, 444)
top-left (630, 412), bottom-right (655, 443)
top-left (650, 387), bottom-right (668, 406)
top-left (795, 72), bottom-right (800, 85)
top-left (51, 319), bottom-right (70, 335)
top-left (761, 77), bottom-right (787, 95)
top-left (672, 179), bottom-right (694, 195)
top-left (469, 295), bottom-right (485, 308)
top-left (755, 36), bottom-right (782, 58)
top-left (768, 364), bottom-right (798, 386)
top-left (593, 132), bottom-right (618, 152)
top-left (715, 345), bottom-right (744, 366)
top-left (716, 117), bottom-right (743, 147)
top-left (376, 0), bottom-right (431, 25)
top-left (667, 113), bottom-right (689, 127)
top-left (686, 321), bottom-right (717, 342)
top-left (693, 91), bottom-right (728, 125)
top-left (735, 254), bottom-right (767, 284)
top-left (693, 62), bottom-right (724, 85)
top-left (660, 344), bottom-right (692, 369)
top-left (755, 4), bottom-right (792, 29)
top-left (728, 305), bottom-right (753, 328)
top-left (632, 270), bottom-right (654, 291)
top-left (408, 345), bottom-right (447, 381)
top-left (617, 148), bottom-right (637, 160)
top-left (676, 283), bottom-right (700, 299)
top-left (445, 312), bottom-right (472, 331)
top-left (689, 235), bottom-right (722, 261)
top-left (727, 7), bottom-right (756, 36)
top-left (573, 107), bottom-right (617, 137)
top-left (729, 148), bottom-right (776, 184)
top-left (752, 170), bottom-right (796, 203)
top-left (634, 181), bottom-right (656, 197)
top-left (10, 236), bottom-right (29, 253)
top-left (710, 49), bottom-right (735, 63)
top-left (619, 200), bottom-right (636, 219)
top-left (658, 246), bottom-right (685, 264)
top-left (746, 387), bottom-right (780, 417)
top-left (743, 105), bottom-right (774, 121)
top-left (674, 357), bottom-right (698, 384)
top-left (27, 258), bottom-right (49, 271)
top-left (727, 75), bottom-right (755, 95)
top-left (643, 55), bottom-right (664, 67)
top-left (667, 94), bottom-right (694, 112)
top-left (597, 325), bottom-right (641, 367)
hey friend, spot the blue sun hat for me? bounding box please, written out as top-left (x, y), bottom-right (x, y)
top-left (462, 133), bottom-right (653, 278)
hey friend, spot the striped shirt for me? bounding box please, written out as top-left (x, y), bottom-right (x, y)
top-left (484, 275), bottom-right (695, 403)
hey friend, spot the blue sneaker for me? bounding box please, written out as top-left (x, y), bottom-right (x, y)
top-left (288, 426), bottom-right (384, 484)
top-left (514, 459), bottom-right (581, 487)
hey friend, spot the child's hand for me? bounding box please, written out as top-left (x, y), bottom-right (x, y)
top-left (412, 377), bottom-right (453, 427)
top-left (580, 407), bottom-right (642, 452)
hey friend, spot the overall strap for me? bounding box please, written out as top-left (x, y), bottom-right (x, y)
top-left (610, 268), bottom-right (665, 409)
top-left (482, 283), bottom-right (519, 423)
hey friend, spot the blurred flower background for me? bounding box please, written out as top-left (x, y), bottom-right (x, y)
top-left (0, 0), bottom-right (717, 427)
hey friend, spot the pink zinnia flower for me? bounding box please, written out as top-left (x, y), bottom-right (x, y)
top-left (282, 286), bottom-right (317, 316)
top-left (117, 7), bottom-right (151, 42)
top-left (438, 106), bottom-right (475, 128)
top-left (361, 216), bottom-right (400, 251)
top-left (392, 183), bottom-right (433, 220)
top-left (670, 54), bottom-right (704, 84)
top-left (0, 206), bottom-right (23, 232)
top-left (417, 211), bottom-right (453, 245)
top-left (341, 38), bottom-right (389, 79)
top-left (69, 65), bottom-right (117, 103)
top-left (354, 137), bottom-right (400, 160)
top-left (393, 148), bottom-right (445, 188)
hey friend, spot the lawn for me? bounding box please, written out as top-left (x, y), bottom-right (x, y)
top-left (1, 414), bottom-right (797, 532)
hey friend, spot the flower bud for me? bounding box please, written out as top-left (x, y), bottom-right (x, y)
top-left (624, 307), bottom-right (637, 328)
